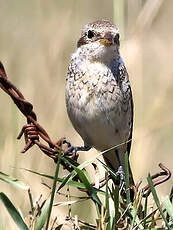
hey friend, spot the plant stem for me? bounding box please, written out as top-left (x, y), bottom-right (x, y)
top-left (45, 153), bottom-right (61, 230)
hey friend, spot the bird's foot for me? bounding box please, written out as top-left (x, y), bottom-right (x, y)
top-left (63, 140), bottom-right (91, 160)
top-left (116, 165), bottom-right (125, 191)
top-left (64, 146), bottom-right (79, 159)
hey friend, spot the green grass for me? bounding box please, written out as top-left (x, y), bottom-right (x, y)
top-left (0, 152), bottom-right (172, 229)
top-left (0, 1), bottom-right (173, 229)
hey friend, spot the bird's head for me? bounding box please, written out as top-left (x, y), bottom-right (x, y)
top-left (76, 19), bottom-right (120, 63)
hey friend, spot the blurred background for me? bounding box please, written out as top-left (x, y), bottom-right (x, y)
top-left (0, 0), bottom-right (173, 228)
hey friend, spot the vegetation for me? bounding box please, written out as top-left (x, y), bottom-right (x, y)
top-left (0, 151), bottom-right (172, 229)
top-left (0, 0), bottom-right (173, 229)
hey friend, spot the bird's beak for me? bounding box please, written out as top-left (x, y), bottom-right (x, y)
top-left (98, 32), bottom-right (114, 47)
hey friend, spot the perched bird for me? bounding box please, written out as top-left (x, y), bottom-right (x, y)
top-left (65, 19), bottom-right (134, 186)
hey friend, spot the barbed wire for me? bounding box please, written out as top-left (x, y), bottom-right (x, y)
top-left (0, 61), bottom-right (73, 172)
top-left (0, 61), bottom-right (171, 197)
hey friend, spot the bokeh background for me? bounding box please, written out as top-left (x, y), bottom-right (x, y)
top-left (0, 0), bottom-right (173, 228)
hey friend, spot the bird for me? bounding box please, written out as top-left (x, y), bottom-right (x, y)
top-left (65, 19), bottom-right (134, 186)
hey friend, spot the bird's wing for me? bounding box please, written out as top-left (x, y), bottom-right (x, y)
top-left (127, 90), bottom-right (133, 156)
top-left (114, 57), bottom-right (133, 156)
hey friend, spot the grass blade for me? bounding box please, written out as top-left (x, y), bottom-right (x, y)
top-left (45, 152), bottom-right (61, 230)
top-left (163, 195), bottom-right (173, 219)
top-left (21, 168), bottom-right (86, 189)
top-left (57, 170), bottom-right (77, 192)
top-left (130, 193), bottom-right (143, 229)
top-left (0, 171), bottom-right (29, 190)
top-left (74, 167), bottom-right (101, 206)
top-left (0, 192), bottom-right (29, 230)
top-left (112, 185), bottom-right (119, 230)
top-left (105, 173), bottom-right (111, 230)
top-left (143, 196), bottom-right (148, 228)
top-left (147, 174), bottom-right (170, 230)
top-left (36, 197), bottom-right (51, 230)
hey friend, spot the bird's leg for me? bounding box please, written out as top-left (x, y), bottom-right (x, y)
top-left (63, 140), bottom-right (91, 159)
top-left (115, 150), bottom-right (125, 190)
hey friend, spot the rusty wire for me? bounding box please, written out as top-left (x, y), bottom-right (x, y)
top-left (0, 61), bottom-right (73, 172)
top-left (141, 163), bottom-right (171, 196)
top-left (0, 61), bottom-right (171, 196)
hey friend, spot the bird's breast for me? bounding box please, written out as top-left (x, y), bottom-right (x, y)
top-left (66, 59), bottom-right (132, 149)
top-left (67, 61), bottom-right (119, 108)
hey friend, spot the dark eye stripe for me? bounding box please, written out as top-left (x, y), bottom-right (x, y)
top-left (114, 34), bottom-right (120, 45)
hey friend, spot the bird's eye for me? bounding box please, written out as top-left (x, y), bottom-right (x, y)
top-left (114, 34), bottom-right (120, 45)
top-left (87, 30), bottom-right (95, 39)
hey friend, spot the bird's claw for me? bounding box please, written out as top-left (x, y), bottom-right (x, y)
top-left (64, 146), bottom-right (78, 155)
top-left (63, 146), bottom-right (79, 160)
top-left (116, 166), bottom-right (125, 190)
top-left (62, 139), bottom-right (72, 148)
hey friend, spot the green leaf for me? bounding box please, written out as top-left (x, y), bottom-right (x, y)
top-left (57, 157), bottom-right (92, 192)
top-left (105, 173), bottom-right (111, 230)
top-left (21, 168), bottom-right (86, 189)
top-left (0, 192), bottom-right (29, 230)
top-left (112, 185), bottom-right (119, 230)
top-left (0, 171), bottom-right (29, 190)
top-left (45, 153), bottom-right (61, 230)
top-left (97, 159), bottom-right (118, 179)
top-left (21, 168), bottom-right (105, 197)
top-left (130, 193), bottom-right (143, 230)
top-left (163, 196), bottom-right (173, 219)
top-left (57, 170), bottom-right (77, 192)
top-left (21, 168), bottom-right (54, 179)
top-left (36, 197), bottom-right (51, 230)
top-left (147, 174), bottom-right (171, 230)
top-left (143, 196), bottom-right (148, 228)
top-left (57, 154), bottom-right (92, 191)
top-left (74, 167), bottom-right (101, 206)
